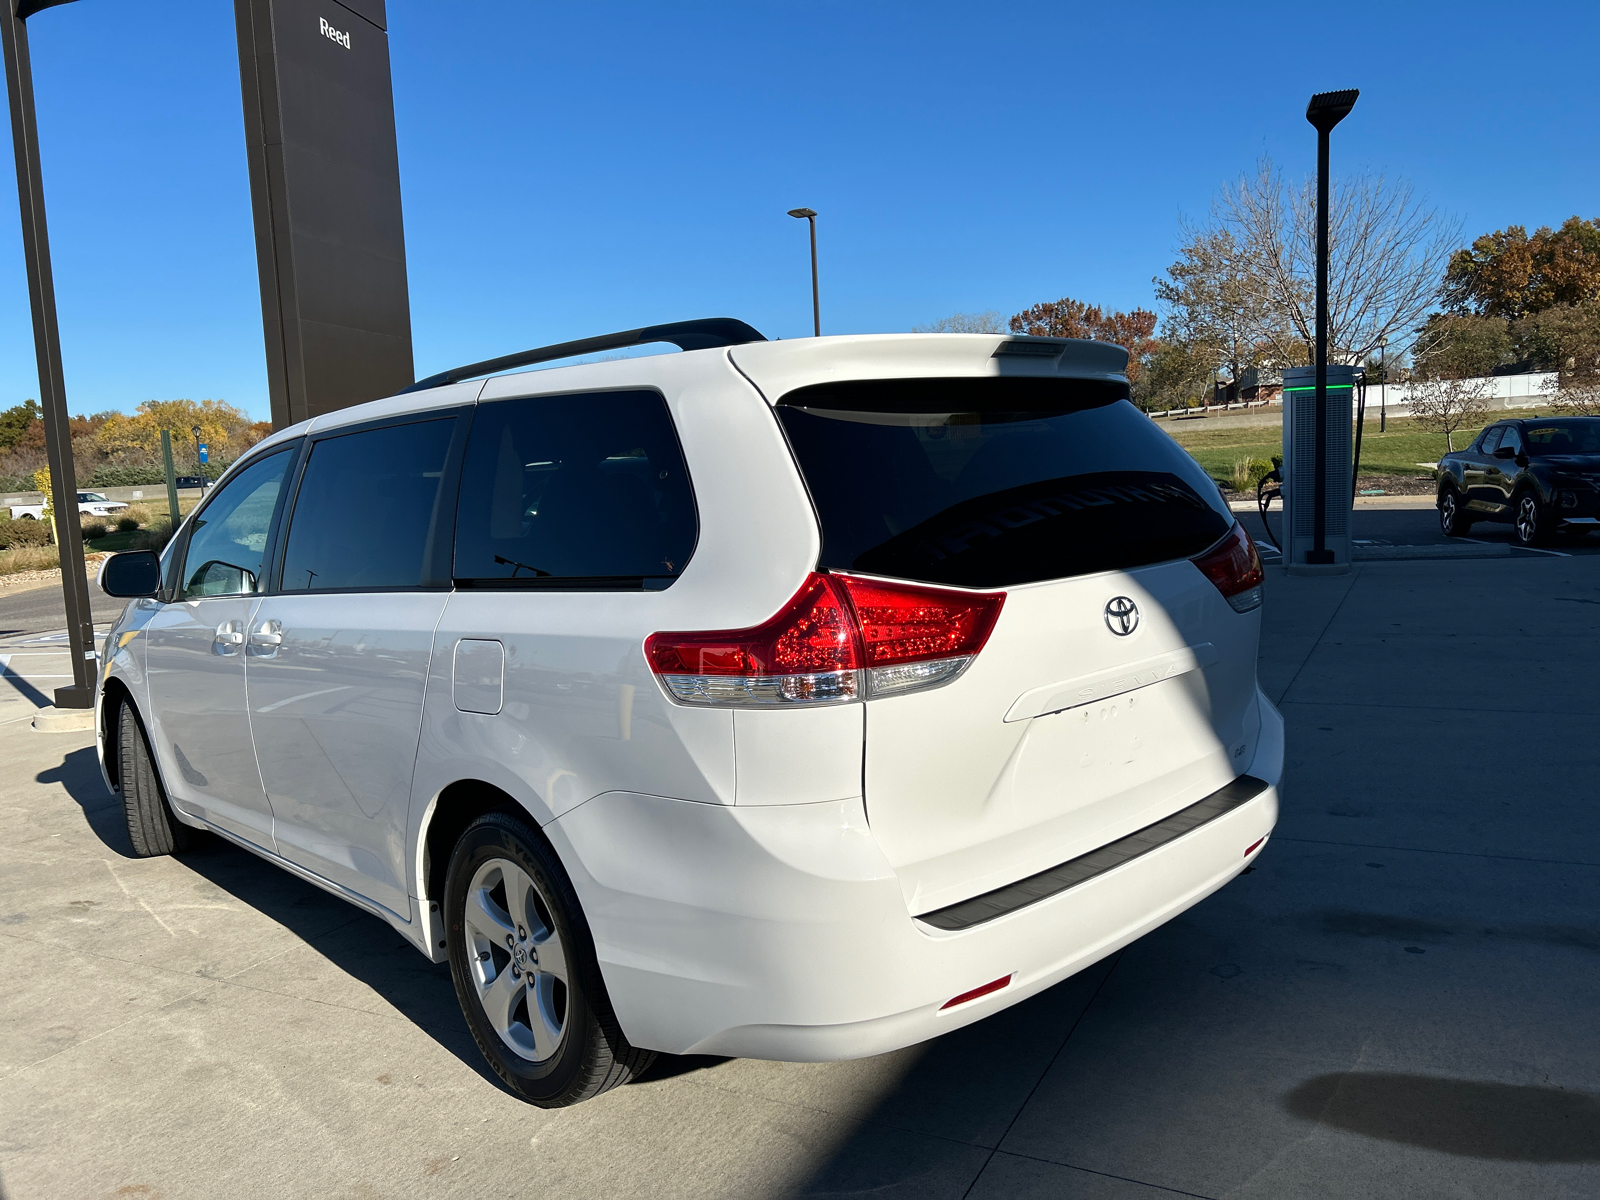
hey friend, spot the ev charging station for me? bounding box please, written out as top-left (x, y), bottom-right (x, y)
top-left (1281, 364), bottom-right (1356, 573)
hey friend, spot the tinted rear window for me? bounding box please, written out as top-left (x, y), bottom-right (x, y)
top-left (453, 389), bottom-right (696, 587)
top-left (776, 379), bottom-right (1232, 589)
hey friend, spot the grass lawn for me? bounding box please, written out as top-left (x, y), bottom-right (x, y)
top-left (1162, 412), bottom-right (1518, 487)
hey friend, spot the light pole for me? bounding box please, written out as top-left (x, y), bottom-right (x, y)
top-left (191, 425), bottom-right (204, 491)
top-left (1305, 88), bottom-right (1359, 566)
top-left (786, 207), bottom-right (820, 336)
top-left (1378, 335), bottom-right (1388, 433)
top-left (3, 0), bottom-right (95, 710)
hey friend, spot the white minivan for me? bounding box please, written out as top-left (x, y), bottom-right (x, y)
top-left (96, 321), bottom-right (1281, 1107)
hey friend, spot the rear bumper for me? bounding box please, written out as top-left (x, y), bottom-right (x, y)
top-left (549, 690), bottom-right (1283, 1061)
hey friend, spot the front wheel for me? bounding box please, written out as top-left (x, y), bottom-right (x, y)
top-left (444, 810), bottom-right (654, 1107)
top-left (1438, 490), bottom-right (1473, 537)
top-left (117, 701), bottom-right (201, 856)
top-left (1514, 491), bottom-right (1553, 547)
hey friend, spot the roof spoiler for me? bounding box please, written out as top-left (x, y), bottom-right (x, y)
top-left (401, 318), bottom-right (768, 394)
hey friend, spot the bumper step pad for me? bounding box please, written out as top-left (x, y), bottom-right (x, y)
top-left (916, 774), bottom-right (1270, 932)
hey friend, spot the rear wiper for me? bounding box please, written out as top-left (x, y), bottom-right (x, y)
top-left (493, 554), bottom-right (551, 578)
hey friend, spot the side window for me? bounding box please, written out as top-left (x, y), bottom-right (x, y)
top-left (1499, 426), bottom-right (1523, 455)
top-left (454, 389), bottom-right (696, 585)
top-left (178, 448), bottom-right (294, 599)
top-left (1479, 427), bottom-right (1503, 455)
top-left (280, 418), bottom-right (456, 592)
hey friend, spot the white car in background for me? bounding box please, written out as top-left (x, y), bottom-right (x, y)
top-left (8, 490), bottom-right (129, 520)
top-left (94, 321), bottom-right (1282, 1108)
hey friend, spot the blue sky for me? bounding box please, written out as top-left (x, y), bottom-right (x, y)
top-left (1, 0), bottom-right (1596, 423)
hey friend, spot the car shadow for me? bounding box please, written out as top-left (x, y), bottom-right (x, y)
top-left (45, 744), bottom-right (507, 1094)
top-left (1285, 1072), bottom-right (1600, 1162)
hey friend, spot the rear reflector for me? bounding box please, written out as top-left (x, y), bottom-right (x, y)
top-left (646, 572), bottom-right (1004, 706)
top-left (1244, 836), bottom-right (1265, 857)
top-left (1192, 523), bottom-right (1264, 613)
top-left (940, 974), bottom-right (1013, 1010)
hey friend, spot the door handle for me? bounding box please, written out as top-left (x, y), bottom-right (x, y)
top-left (212, 620), bottom-right (245, 655)
top-left (248, 619), bottom-right (283, 656)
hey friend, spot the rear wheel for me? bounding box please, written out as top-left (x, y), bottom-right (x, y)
top-left (117, 701), bottom-right (200, 857)
top-left (1514, 490), bottom-right (1553, 547)
top-left (1438, 489), bottom-right (1473, 537)
top-left (444, 810), bottom-right (654, 1107)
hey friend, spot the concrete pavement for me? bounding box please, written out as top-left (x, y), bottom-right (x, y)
top-left (1, 556), bottom-right (1597, 1198)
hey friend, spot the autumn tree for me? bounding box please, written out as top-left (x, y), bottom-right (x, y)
top-left (1443, 217), bottom-right (1600, 320)
top-left (1154, 226), bottom-right (1275, 392)
top-left (0, 399), bottom-right (40, 450)
top-left (1516, 302), bottom-right (1600, 415)
top-left (1007, 297), bottom-right (1159, 390)
top-left (912, 311), bottom-right (1004, 333)
top-left (95, 399), bottom-right (263, 469)
top-left (1411, 314), bottom-right (1515, 380)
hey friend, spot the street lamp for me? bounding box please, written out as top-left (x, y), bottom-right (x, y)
top-left (786, 207), bottom-right (820, 337)
top-left (1304, 88), bottom-right (1359, 565)
top-left (1378, 335), bottom-right (1388, 433)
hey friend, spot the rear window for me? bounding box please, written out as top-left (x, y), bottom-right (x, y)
top-left (776, 378), bottom-right (1232, 589)
top-left (453, 389), bottom-right (696, 588)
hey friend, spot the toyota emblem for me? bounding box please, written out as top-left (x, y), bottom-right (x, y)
top-left (1104, 596), bottom-right (1140, 636)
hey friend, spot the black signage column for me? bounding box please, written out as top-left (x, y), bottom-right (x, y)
top-left (234, 0), bottom-right (414, 429)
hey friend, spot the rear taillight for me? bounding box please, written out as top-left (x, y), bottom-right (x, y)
top-left (645, 572), bottom-right (1004, 706)
top-left (833, 573), bottom-right (1005, 698)
top-left (1192, 523), bottom-right (1264, 613)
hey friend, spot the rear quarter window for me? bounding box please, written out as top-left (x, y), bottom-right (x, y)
top-left (776, 378), bottom-right (1232, 589)
top-left (453, 389), bottom-right (696, 588)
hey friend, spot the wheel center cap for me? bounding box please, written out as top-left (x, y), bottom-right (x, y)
top-left (512, 943), bottom-right (528, 968)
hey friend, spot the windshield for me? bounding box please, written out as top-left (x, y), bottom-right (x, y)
top-left (1523, 420), bottom-right (1600, 456)
top-left (776, 378), bottom-right (1233, 589)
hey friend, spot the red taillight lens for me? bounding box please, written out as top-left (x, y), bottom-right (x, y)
top-left (1191, 524), bottom-right (1264, 613)
top-left (645, 574), bottom-right (862, 705)
top-left (833, 573), bottom-right (1005, 697)
top-left (645, 572), bottom-right (1005, 706)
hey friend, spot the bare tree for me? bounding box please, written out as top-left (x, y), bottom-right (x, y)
top-left (1408, 375), bottom-right (1491, 452)
top-left (912, 311), bottom-right (1004, 334)
top-left (1165, 157), bottom-right (1459, 370)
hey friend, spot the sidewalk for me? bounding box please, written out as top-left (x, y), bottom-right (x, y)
top-left (2, 558), bottom-right (1597, 1198)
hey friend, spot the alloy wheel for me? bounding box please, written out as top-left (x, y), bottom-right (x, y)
top-left (463, 857), bottom-right (570, 1063)
top-left (1440, 493), bottom-right (1457, 535)
top-left (1517, 495), bottom-right (1539, 545)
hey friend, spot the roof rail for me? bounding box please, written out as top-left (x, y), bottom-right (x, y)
top-left (400, 318), bottom-right (767, 394)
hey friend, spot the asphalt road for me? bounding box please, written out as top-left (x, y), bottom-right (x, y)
top-left (1241, 497), bottom-right (1600, 562)
top-left (0, 578), bottom-right (129, 639)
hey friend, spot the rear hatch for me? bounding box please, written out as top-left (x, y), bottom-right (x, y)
top-left (774, 376), bottom-right (1264, 915)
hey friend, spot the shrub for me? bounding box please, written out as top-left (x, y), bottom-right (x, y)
top-left (1228, 457), bottom-right (1277, 492)
top-left (132, 519), bottom-right (175, 553)
top-left (80, 517), bottom-right (109, 541)
top-left (0, 515), bottom-right (51, 549)
top-left (123, 503), bottom-right (153, 526)
top-left (0, 544), bottom-right (59, 574)
top-left (116, 515), bottom-right (141, 532)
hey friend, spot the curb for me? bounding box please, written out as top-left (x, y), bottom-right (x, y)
top-left (32, 706), bottom-right (95, 732)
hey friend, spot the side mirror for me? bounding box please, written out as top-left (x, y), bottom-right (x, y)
top-left (1493, 445), bottom-right (1517, 460)
top-left (98, 550), bottom-right (162, 598)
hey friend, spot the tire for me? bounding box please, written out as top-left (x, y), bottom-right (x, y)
top-left (1438, 489), bottom-right (1473, 537)
top-left (444, 810), bottom-right (654, 1107)
top-left (117, 701), bottom-right (201, 857)
top-left (1514, 489), bottom-right (1553, 547)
